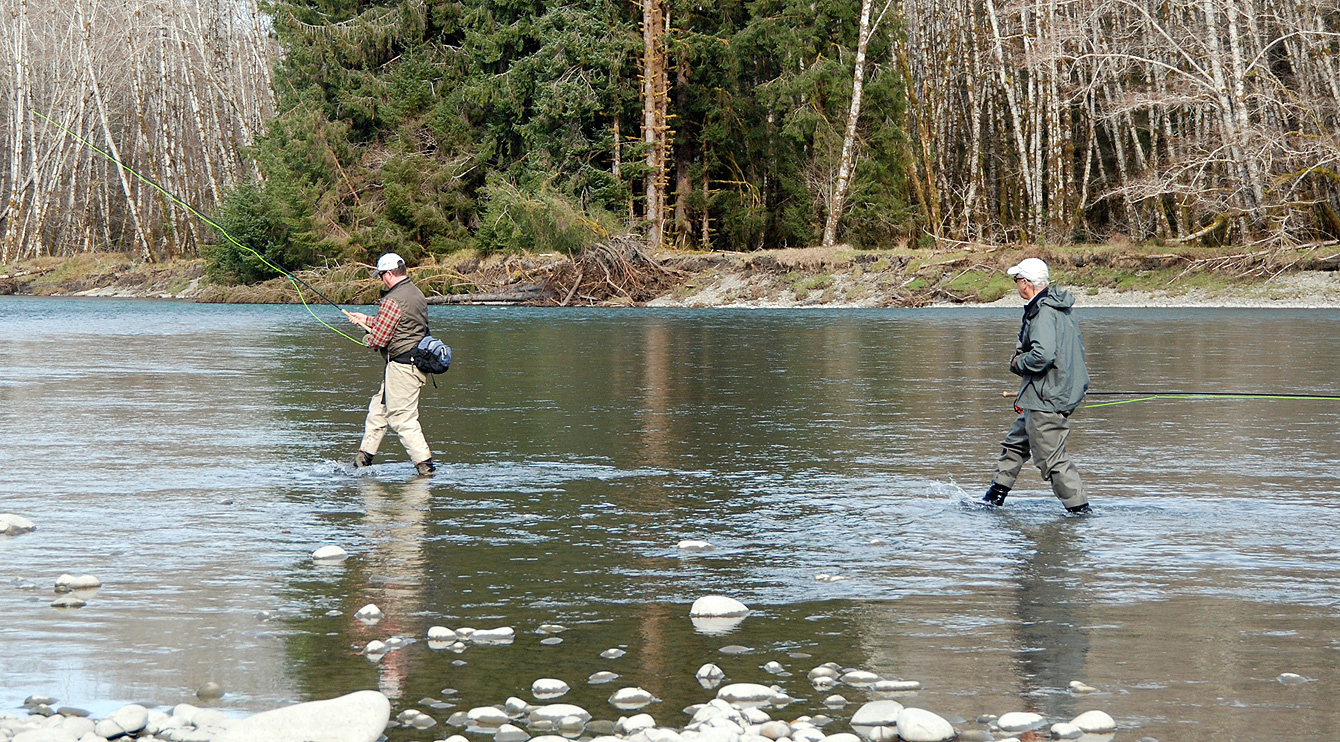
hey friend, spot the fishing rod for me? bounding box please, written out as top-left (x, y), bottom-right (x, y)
top-left (32, 109), bottom-right (363, 344)
top-left (1001, 390), bottom-right (1340, 408)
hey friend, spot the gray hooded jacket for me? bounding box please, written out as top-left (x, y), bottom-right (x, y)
top-left (1011, 287), bottom-right (1089, 412)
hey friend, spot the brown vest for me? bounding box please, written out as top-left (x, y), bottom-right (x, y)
top-left (381, 278), bottom-right (430, 361)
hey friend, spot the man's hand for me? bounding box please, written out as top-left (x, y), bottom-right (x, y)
top-left (347, 311), bottom-right (371, 330)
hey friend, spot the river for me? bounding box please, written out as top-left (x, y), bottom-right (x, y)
top-left (1, 297), bottom-right (1338, 740)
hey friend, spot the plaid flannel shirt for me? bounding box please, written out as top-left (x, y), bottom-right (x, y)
top-left (363, 297), bottom-right (401, 350)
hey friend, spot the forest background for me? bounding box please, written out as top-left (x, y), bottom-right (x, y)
top-left (0, 0), bottom-right (1338, 290)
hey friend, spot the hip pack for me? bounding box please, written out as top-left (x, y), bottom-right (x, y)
top-left (409, 335), bottom-right (452, 374)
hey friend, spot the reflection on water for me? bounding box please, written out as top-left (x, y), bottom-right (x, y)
top-left (2, 298), bottom-right (1339, 741)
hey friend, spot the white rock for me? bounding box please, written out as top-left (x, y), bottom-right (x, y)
top-left (214, 691), bottom-right (389, 742)
top-left (193, 709), bottom-right (230, 728)
top-left (1277, 673), bottom-right (1308, 685)
top-left (716, 684), bottom-right (776, 707)
top-left (14, 730), bottom-right (80, 742)
top-left (849, 700), bottom-right (904, 727)
top-left (533, 737), bottom-right (577, 742)
top-left (505, 697), bottom-right (531, 717)
top-left (807, 666), bottom-right (840, 680)
top-left (1070, 710), bottom-right (1116, 733)
top-left (791, 728), bottom-right (826, 742)
top-left (821, 696), bottom-right (847, 709)
top-left (312, 545), bottom-right (348, 561)
top-left (1050, 722), bottom-right (1082, 739)
top-left (819, 734), bottom-right (860, 742)
top-left (838, 670), bottom-right (879, 687)
top-left (678, 540), bottom-right (714, 551)
top-left (51, 595), bottom-right (86, 608)
top-left (530, 704), bottom-right (592, 723)
top-left (537, 624), bottom-right (567, 633)
top-left (1067, 680), bottom-right (1097, 693)
top-left (456, 627), bottom-right (477, 638)
top-left (761, 662), bottom-right (785, 674)
top-left (559, 715), bottom-right (587, 732)
top-left (473, 627), bottom-right (515, 644)
top-left (690, 596), bottom-right (750, 617)
top-left (610, 687), bottom-right (656, 709)
top-left (532, 679), bottom-right (570, 699)
top-left (467, 707), bottom-right (511, 727)
top-left (871, 680), bottom-right (920, 693)
top-left (810, 677), bottom-right (837, 691)
top-left (0, 513), bottom-right (36, 536)
top-left (353, 604), bottom-right (383, 620)
top-left (601, 648), bottom-right (626, 658)
top-left (496, 724), bottom-right (530, 742)
top-left (428, 626), bottom-right (458, 641)
top-left (697, 664), bottom-right (726, 683)
top-left (758, 721), bottom-right (791, 740)
top-left (865, 726), bottom-right (898, 742)
top-left (996, 712), bottom-right (1046, 733)
top-left (93, 705), bottom-right (149, 739)
top-left (364, 640), bottom-right (387, 656)
top-left (54, 574), bottom-right (101, 592)
top-left (615, 714), bottom-right (657, 735)
top-left (893, 708), bottom-right (955, 742)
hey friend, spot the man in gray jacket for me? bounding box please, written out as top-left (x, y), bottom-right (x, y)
top-left (983, 258), bottom-right (1092, 513)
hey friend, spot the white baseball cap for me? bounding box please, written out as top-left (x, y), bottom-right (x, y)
top-left (1006, 257), bottom-right (1049, 284)
top-left (375, 252), bottom-right (405, 274)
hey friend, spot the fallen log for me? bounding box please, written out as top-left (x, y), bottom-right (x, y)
top-left (427, 284), bottom-right (551, 305)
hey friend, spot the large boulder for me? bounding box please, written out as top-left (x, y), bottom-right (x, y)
top-left (849, 700), bottom-right (904, 727)
top-left (0, 513), bottom-right (36, 536)
top-left (215, 690), bottom-right (391, 742)
top-left (894, 708), bottom-right (955, 742)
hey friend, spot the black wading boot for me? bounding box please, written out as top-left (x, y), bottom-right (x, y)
top-left (982, 483), bottom-right (1010, 506)
top-left (414, 459), bottom-right (437, 476)
top-left (352, 450), bottom-right (375, 468)
top-left (1066, 503), bottom-right (1092, 514)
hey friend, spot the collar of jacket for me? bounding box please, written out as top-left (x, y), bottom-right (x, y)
top-left (1024, 286), bottom-right (1050, 316)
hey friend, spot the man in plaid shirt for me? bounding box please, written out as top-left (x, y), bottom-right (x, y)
top-left (347, 253), bottom-right (436, 476)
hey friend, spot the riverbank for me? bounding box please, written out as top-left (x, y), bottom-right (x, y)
top-left (3, 243), bottom-right (1339, 308)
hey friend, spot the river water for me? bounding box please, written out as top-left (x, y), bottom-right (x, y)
top-left (2, 297), bottom-right (1338, 741)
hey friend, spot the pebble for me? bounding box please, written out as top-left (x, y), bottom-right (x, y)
top-left (196, 681), bottom-right (224, 700)
top-left (761, 661), bottom-right (785, 674)
top-left (718, 645), bottom-right (753, 655)
top-left (0, 513), bottom-right (37, 535)
top-left (311, 545), bottom-right (348, 561)
top-left (822, 695), bottom-right (848, 708)
top-left (601, 648), bottom-right (627, 659)
top-left (1068, 680), bottom-right (1097, 693)
top-left (589, 671), bottom-right (620, 684)
top-left (678, 540), bottom-right (714, 551)
top-left (895, 708), bottom-right (956, 742)
top-left (1277, 672), bottom-right (1309, 684)
top-left (689, 596), bottom-right (750, 618)
top-left (1070, 709), bottom-right (1116, 733)
top-left (609, 687), bottom-right (656, 709)
top-left (532, 679), bottom-right (570, 699)
top-left (849, 700), bottom-right (904, 726)
top-left (537, 624), bottom-right (567, 634)
top-left (995, 712), bottom-right (1045, 733)
top-left (54, 574), bottom-right (101, 592)
top-left (540, 636), bottom-right (563, 645)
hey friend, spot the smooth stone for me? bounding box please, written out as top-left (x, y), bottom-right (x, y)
top-left (590, 671), bottom-right (620, 685)
top-left (849, 701), bottom-right (904, 727)
top-left (532, 679), bottom-right (570, 698)
top-left (94, 704), bottom-right (149, 739)
top-left (690, 596), bottom-right (750, 618)
top-left (741, 708), bottom-right (772, 724)
top-left (1050, 722), bottom-right (1082, 739)
top-left (456, 627), bottom-right (477, 638)
top-left (364, 640), bottom-right (387, 655)
top-left (1070, 710), bottom-right (1116, 733)
top-left (56, 708), bottom-right (89, 718)
top-left (792, 728), bottom-right (826, 742)
top-left (958, 731), bottom-right (992, 742)
top-left (894, 708), bottom-right (955, 742)
top-left (602, 648), bottom-right (627, 659)
top-left (610, 687), bottom-right (656, 709)
top-left (473, 627), bottom-right (516, 643)
top-left (761, 662), bottom-right (785, 674)
top-left (820, 734), bottom-right (860, 742)
top-left (838, 671), bottom-right (880, 687)
top-left (533, 737), bottom-right (578, 742)
top-left (443, 736), bottom-right (470, 742)
top-left (614, 714), bottom-right (656, 735)
top-left (428, 626), bottom-right (458, 641)
top-left (312, 545), bottom-right (348, 561)
top-left (678, 540), bottom-right (714, 551)
top-left (468, 707), bottom-right (511, 727)
top-left (215, 691), bottom-right (390, 742)
top-left (530, 704), bottom-right (592, 723)
top-left (719, 645), bottom-right (753, 655)
top-left (0, 513), bottom-right (36, 535)
top-left (807, 666), bottom-right (839, 680)
top-left (24, 696), bottom-right (59, 707)
top-left (353, 604), bottom-right (383, 620)
top-left (810, 677), bottom-right (837, 691)
top-left (717, 684), bottom-right (776, 707)
top-left (822, 696), bottom-right (847, 709)
top-left (506, 697), bottom-right (531, 716)
top-left (13, 730), bottom-right (80, 742)
top-left (1277, 673), bottom-right (1308, 685)
top-left (996, 712), bottom-right (1046, 733)
top-left (196, 682), bottom-right (224, 700)
top-left (697, 664), bottom-right (725, 680)
top-left (759, 721), bottom-right (791, 740)
top-left (54, 574), bottom-right (101, 592)
top-left (537, 624), bottom-right (567, 633)
top-left (540, 637), bottom-right (563, 645)
top-left (194, 708), bottom-right (232, 727)
top-left (497, 723), bottom-right (530, 742)
top-left (866, 725), bottom-right (899, 742)
top-left (872, 680), bottom-right (920, 693)
top-left (50, 595), bottom-right (86, 609)
top-left (1068, 681), bottom-right (1097, 694)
